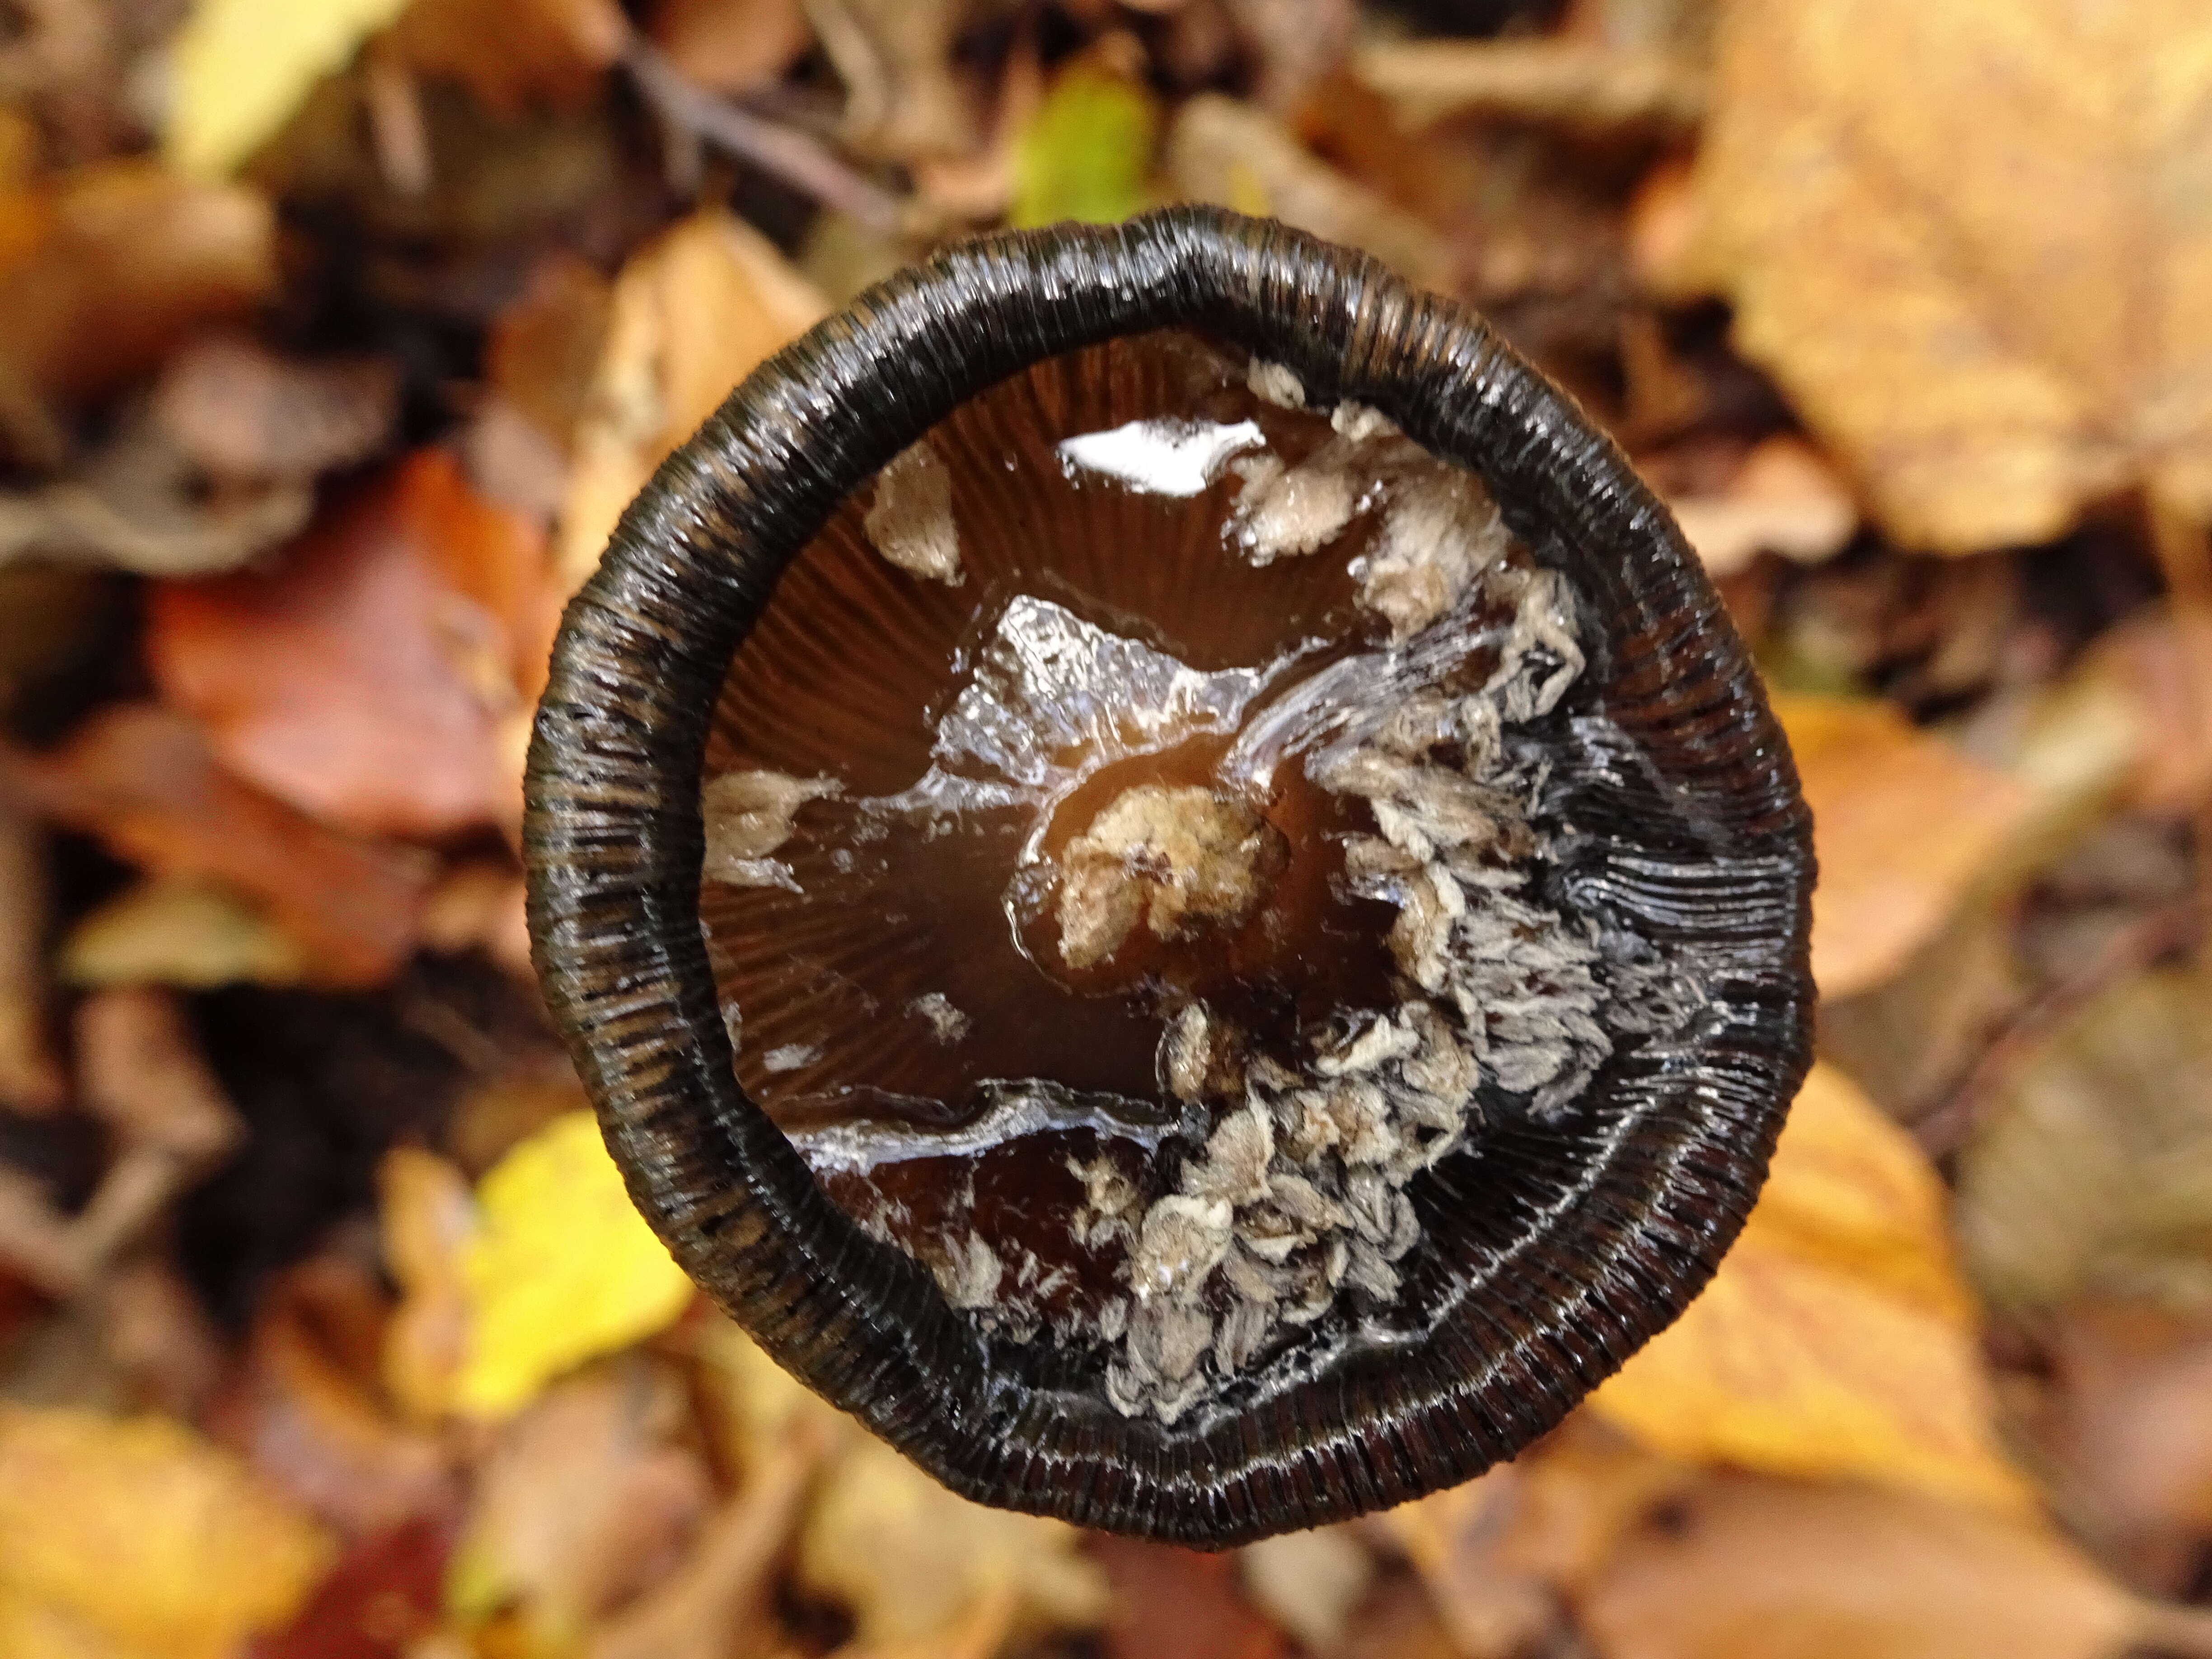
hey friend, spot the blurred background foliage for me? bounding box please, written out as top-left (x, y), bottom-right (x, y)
top-left (0, 0), bottom-right (2211, 1655)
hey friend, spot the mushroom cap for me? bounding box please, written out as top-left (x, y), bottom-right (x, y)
top-left (523, 206), bottom-right (1816, 1547)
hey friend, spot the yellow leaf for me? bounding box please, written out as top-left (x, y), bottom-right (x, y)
top-left (1690, 0), bottom-right (2212, 552)
top-left (455, 1109), bottom-right (696, 1417)
top-left (1590, 1064), bottom-right (2034, 1514)
top-left (165, 0), bottom-right (416, 177)
top-left (0, 1405), bottom-right (333, 1659)
top-left (1777, 694), bottom-right (2031, 997)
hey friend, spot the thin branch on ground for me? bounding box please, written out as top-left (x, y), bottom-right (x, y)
top-left (624, 39), bottom-right (909, 233)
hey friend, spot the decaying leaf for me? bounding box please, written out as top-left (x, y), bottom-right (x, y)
top-left (165, 0), bottom-right (414, 176)
top-left (557, 208), bottom-right (826, 588)
top-left (2042, 1304), bottom-right (2212, 1590)
top-left (1776, 694), bottom-right (2033, 997)
top-left (1238, 1527), bottom-right (1373, 1654)
top-left (7, 704), bottom-right (431, 987)
top-left (0, 778), bottom-right (61, 1113)
top-left (0, 160), bottom-right (275, 450)
top-left (1956, 964), bottom-right (2212, 1317)
top-left (453, 1110), bottom-right (694, 1418)
top-left (1580, 1476), bottom-right (2179, 1659)
top-left (1088, 1536), bottom-right (1287, 1659)
top-left (446, 1367), bottom-right (711, 1649)
top-left (797, 1436), bottom-right (1111, 1649)
top-left (1670, 436), bottom-right (1857, 577)
top-left (386, 0), bottom-right (632, 118)
top-left (651, 0), bottom-right (814, 94)
top-left (1162, 96), bottom-right (1450, 291)
top-left (1008, 64), bottom-right (1157, 230)
top-left (1590, 1064), bottom-right (2034, 1513)
top-left (0, 1402), bottom-right (333, 1659)
top-left (379, 1146), bottom-right (477, 1424)
top-left (212, 1258), bottom-right (454, 1538)
top-left (150, 333), bottom-right (399, 481)
top-left (148, 449), bottom-right (557, 838)
top-left (60, 878), bottom-right (308, 989)
top-left (0, 415), bottom-right (314, 578)
top-left (1689, 0), bottom-right (2212, 553)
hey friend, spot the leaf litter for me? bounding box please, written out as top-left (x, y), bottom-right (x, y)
top-left (0, 0), bottom-right (2211, 1654)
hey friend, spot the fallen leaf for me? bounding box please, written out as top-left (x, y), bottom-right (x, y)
top-left (1955, 964), bottom-right (2212, 1317)
top-left (1238, 1527), bottom-right (1373, 1654)
top-left (2076, 602), bottom-right (2212, 815)
top-left (0, 1402), bottom-right (334, 1659)
top-left (485, 254), bottom-right (614, 458)
top-left (0, 777), bottom-right (61, 1112)
top-left (453, 1110), bottom-right (694, 1418)
top-left (808, 0), bottom-right (975, 162)
top-left (150, 333), bottom-right (398, 481)
top-left (1776, 693), bottom-right (2033, 996)
top-left (446, 1367), bottom-right (711, 1650)
top-left (1688, 0), bottom-right (2212, 553)
top-left (386, 0), bottom-right (631, 118)
top-left (1008, 64), bottom-right (1157, 229)
top-left (0, 414), bottom-right (314, 578)
top-left (6, 703), bottom-right (430, 986)
top-left (1163, 95), bottom-right (1451, 291)
top-left (254, 1516), bottom-right (453, 1659)
top-left (650, 0), bottom-right (812, 94)
top-left (0, 160), bottom-right (275, 436)
top-left (557, 208), bottom-right (826, 589)
top-left (692, 1312), bottom-right (858, 1481)
top-left (1669, 436), bottom-right (1857, 577)
top-left (165, 0), bottom-right (414, 176)
top-left (1579, 1475), bottom-right (2199, 1659)
top-left (1385, 1423), bottom-right (1685, 1656)
top-left (59, 877), bottom-right (309, 989)
top-left (212, 1258), bottom-right (455, 1539)
top-left (75, 987), bottom-right (239, 1158)
top-left (378, 1146), bottom-right (477, 1424)
top-left (586, 1433), bottom-right (816, 1659)
top-left (148, 449), bottom-right (556, 838)
top-left (1590, 1064), bottom-right (2034, 1513)
top-left (798, 1436), bottom-right (1110, 1649)
top-left (2042, 1304), bottom-right (2212, 1590)
top-left (1087, 1536), bottom-right (1286, 1659)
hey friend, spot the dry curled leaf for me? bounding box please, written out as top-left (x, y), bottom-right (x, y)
top-left (1777, 694), bottom-right (2033, 997)
top-left (650, 0), bottom-right (813, 94)
top-left (1670, 436), bottom-right (1857, 577)
top-left (148, 449), bottom-right (558, 839)
top-left (1580, 1475), bottom-right (2186, 1659)
top-left (0, 1402), bottom-right (333, 1659)
top-left (1590, 1064), bottom-right (2034, 1514)
top-left (378, 1146), bottom-right (477, 1424)
top-left (1691, 0), bottom-right (2212, 553)
top-left (1956, 964), bottom-right (2212, 1318)
top-left (7, 704), bottom-right (430, 987)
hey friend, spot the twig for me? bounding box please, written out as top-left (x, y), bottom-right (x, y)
top-left (1354, 39), bottom-right (1708, 132)
top-left (624, 39), bottom-right (907, 232)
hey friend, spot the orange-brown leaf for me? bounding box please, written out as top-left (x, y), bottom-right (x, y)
top-left (7, 704), bottom-right (429, 986)
top-left (148, 450), bottom-right (557, 837)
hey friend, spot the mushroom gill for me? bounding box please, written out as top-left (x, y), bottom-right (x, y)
top-left (700, 329), bottom-right (1701, 1425)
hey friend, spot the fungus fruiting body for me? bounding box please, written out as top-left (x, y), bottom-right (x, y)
top-left (525, 208), bottom-right (1816, 1547)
